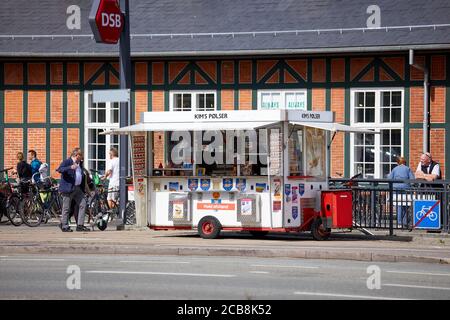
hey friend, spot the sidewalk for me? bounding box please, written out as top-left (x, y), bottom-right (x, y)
top-left (0, 223), bottom-right (449, 264)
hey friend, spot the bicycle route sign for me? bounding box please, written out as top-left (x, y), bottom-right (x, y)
top-left (413, 200), bottom-right (441, 230)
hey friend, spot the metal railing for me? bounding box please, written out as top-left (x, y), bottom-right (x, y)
top-left (329, 178), bottom-right (450, 235)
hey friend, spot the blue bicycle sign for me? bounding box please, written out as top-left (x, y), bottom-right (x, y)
top-left (413, 200), bottom-right (441, 230)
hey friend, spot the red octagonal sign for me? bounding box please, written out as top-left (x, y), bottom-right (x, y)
top-left (89, 0), bottom-right (124, 44)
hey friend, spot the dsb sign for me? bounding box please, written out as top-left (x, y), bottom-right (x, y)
top-left (89, 0), bottom-right (124, 44)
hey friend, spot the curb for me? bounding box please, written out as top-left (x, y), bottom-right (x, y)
top-left (1, 244), bottom-right (449, 265)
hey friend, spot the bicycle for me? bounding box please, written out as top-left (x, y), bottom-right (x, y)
top-left (32, 174), bottom-right (63, 224)
top-left (0, 167), bottom-right (23, 226)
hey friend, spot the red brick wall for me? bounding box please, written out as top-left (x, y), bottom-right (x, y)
top-left (50, 90), bottom-right (63, 123)
top-left (331, 58), bottom-right (345, 82)
top-left (238, 90), bottom-right (252, 110)
top-left (67, 90), bottom-right (80, 123)
top-left (331, 88), bottom-right (345, 123)
top-left (239, 61), bottom-right (252, 84)
top-left (28, 90), bottom-right (46, 123)
top-left (152, 62), bottom-right (164, 85)
top-left (4, 129), bottom-right (23, 170)
top-left (430, 86), bottom-right (446, 123)
top-left (135, 90), bottom-right (147, 123)
top-left (152, 90), bottom-right (164, 112)
top-left (27, 128), bottom-right (46, 163)
top-left (312, 88), bottom-right (326, 111)
top-left (4, 63), bottom-right (23, 85)
top-left (221, 61), bottom-right (234, 84)
top-left (312, 59), bottom-right (326, 82)
top-left (197, 61), bottom-right (217, 83)
top-left (4, 90), bottom-right (23, 123)
top-left (67, 128), bottom-right (80, 156)
top-left (67, 63), bottom-right (79, 84)
top-left (50, 128), bottom-right (63, 178)
top-left (221, 90), bottom-right (234, 110)
top-left (430, 129), bottom-right (446, 178)
top-left (331, 133), bottom-right (344, 178)
top-left (28, 63), bottom-right (46, 85)
top-left (50, 63), bottom-right (63, 85)
top-left (410, 87), bottom-right (424, 123)
top-left (135, 62), bottom-right (148, 85)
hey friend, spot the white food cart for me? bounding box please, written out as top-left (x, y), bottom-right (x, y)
top-left (106, 109), bottom-right (374, 240)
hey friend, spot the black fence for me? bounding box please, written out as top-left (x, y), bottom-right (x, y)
top-left (329, 178), bottom-right (450, 235)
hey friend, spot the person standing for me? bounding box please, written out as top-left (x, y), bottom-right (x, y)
top-left (28, 150), bottom-right (42, 183)
top-left (388, 157), bottom-right (415, 227)
top-left (56, 148), bottom-right (90, 232)
top-left (13, 152), bottom-right (32, 181)
top-left (103, 147), bottom-right (120, 209)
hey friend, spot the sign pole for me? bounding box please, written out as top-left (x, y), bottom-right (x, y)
top-left (117, 0), bottom-right (131, 230)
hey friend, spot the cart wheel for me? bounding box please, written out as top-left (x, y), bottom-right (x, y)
top-left (311, 218), bottom-right (331, 241)
top-left (198, 216), bottom-right (221, 239)
top-left (249, 231), bottom-right (269, 238)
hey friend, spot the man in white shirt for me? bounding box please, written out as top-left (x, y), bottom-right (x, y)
top-left (104, 147), bottom-right (120, 209)
top-left (415, 152), bottom-right (442, 182)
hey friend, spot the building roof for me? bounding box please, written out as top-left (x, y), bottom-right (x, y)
top-left (1, 0), bottom-right (450, 57)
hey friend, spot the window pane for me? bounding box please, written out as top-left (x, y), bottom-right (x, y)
top-left (365, 108), bottom-right (375, 122)
top-left (382, 130), bottom-right (390, 145)
top-left (356, 92), bottom-right (365, 107)
top-left (382, 92), bottom-right (391, 107)
top-left (365, 92), bottom-right (375, 107)
top-left (365, 147), bottom-right (375, 162)
top-left (89, 129), bottom-right (97, 144)
top-left (382, 164), bottom-right (391, 178)
top-left (391, 129), bottom-right (401, 145)
top-left (174, 94), bottom-right (182, 111)
top-left (365, 164), bottom-right (375, 175)
top-left (356, 109), bottom-right (364, 122)
top-left (98, 109), bottom-right (106, 123)
top-left (98, 132), bottom-right (106, 144)
top-left (198, 94), bottom-right (205, 110)
top-left (381, 147), bottom-right (391, 162)
top-left (261, 93), bottom-right (272, 109)
top-left (392, 91), bottom-right (402, 106)
top-left (272, 93), bottom-right (281, 109)
top-left (391, 108), bottom-right (401, 122)
top-left (355, 147), bottom-right (364, 162)
top-left (355, 163), bottom-right (364, 175)
top-left (98, 145), bottom-right (106, 160)
top-left (206, 94), bottom-right (215, 111)
top-left (98, 161), bottom-right (106, 173)
top-left (355, 133), bottom-right (364, 145)
top-left (183, 94), bottom-right (191, 111)
top-left (89, 145), bottom-right (97, 160)
top-left (112, 135), bottom-right (119, 144)
top-left (391, 147), bottom-right (401, 161)
top-left (89, 108), bottom-right (97, 123)
top-left (365, 134), bottom-right (375, 146)
top-left (382, 108), bottom-right (390, 122)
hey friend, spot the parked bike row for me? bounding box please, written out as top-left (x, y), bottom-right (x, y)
top-left (0, 167), bottom-right (136, 231)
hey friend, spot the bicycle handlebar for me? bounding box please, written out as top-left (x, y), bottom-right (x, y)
top-left (0, 167), bottom-right (13, 173)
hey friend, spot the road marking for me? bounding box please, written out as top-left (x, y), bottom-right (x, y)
top-left (249, 271), bottom-right (269, 274)
top-left (0, 258), bottom-right (66, 262)
top-left (384, 284), bottom-right (450, 291)
top-left (251, 264), bottom-right (319, 269)
top-left (293, 291), bottom-right (410, 300)
top-left (386, 271), bottom-right (450, 277)
top-left (86, 270), bottom-right (235, 278)
top-left (119, 261), bottom-right (190, 264)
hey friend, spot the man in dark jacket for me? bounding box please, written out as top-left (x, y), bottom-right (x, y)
top-left (57, 147), bottom-right (90, 232)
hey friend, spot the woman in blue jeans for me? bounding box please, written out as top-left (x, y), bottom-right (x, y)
top-left (388, 157), bottom-right (415, 227)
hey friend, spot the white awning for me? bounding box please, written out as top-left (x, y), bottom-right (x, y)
top-left (290, 122), bottom-right (379, 134)
top-left (102, 121), bottom-right (280, 135)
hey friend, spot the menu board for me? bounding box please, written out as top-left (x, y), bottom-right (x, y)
top-left (132, 135), bottom-right (146, 177)
top-left (269, 129), bottom-right (282, 176)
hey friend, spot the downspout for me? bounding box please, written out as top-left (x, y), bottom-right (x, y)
top-left (409, 49), bottom-right (430, 153)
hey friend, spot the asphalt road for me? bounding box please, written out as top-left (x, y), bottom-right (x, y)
top-left (1, 254), bottom-right (450, 300)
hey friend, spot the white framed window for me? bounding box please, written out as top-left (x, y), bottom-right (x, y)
top-left (258, 90), bottom-right (307, 110)
top-left (350, 88), bottom-right (404, 179)
top-left (84, 92), bottom-right (120, 174)
top-left (170, 91), bottom-right (216, 112)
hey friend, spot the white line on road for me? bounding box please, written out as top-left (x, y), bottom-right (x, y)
top-left (251, 264), bottom-right (319, 269)
top-left (86, 270), bottom-right (235, 278)
top-left (386, 271), bottom-right (450, 277)
top-left (293, 291), bottom-right (410, 300)
top-left (0, 258), bottom-right (66, 262)
top-left (384, 284), bottom-right (450, 291)
top-left (119, 261), bottom-right (190, 264)
top-left (249, 271), bottom-right (269, 274)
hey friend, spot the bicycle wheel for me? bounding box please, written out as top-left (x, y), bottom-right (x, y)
top-left (6, 195), bottom-right (23, 226)
top-left (21, 196), bottom-right (44, 227)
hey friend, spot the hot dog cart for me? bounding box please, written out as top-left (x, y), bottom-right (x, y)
top-left (105, 109), bottom-right (375, 240)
